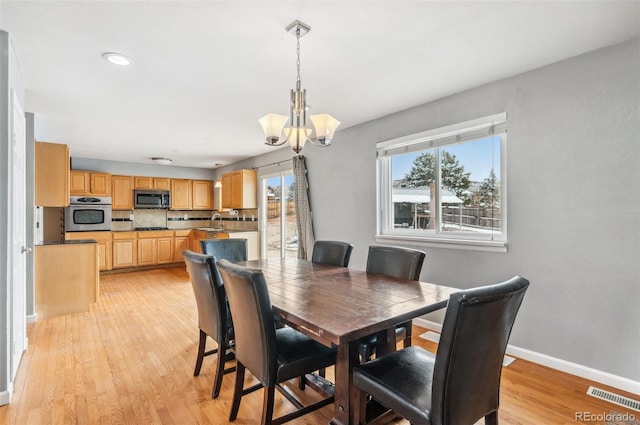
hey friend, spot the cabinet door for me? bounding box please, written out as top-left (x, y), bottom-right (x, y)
top-left (70, 171), bottom-right (90, 195)
top-left (221, 173), bottom-right (232, 209)
top-left (153, 178), bottom-right (171, 190)
top-left (97, 240), bottom-right (113, 271)
top-left (134, 176), bottom-right (153, 189)
top-left (174, 236), bottom-right (189, 261)
top-left (192, 180), bottom-right (213, 210)
top-left (171, 179), bottom-right (192, 210)
top-left (112, 175), bottom-right (134, 210)
top-left (90, 173), bottom-right (111, 196)
top-left (231, 171), bottom-right (243, 209)
top-left (137, 238), bottom-right (157, 266)
top-left (113, 239), bottom-right (137, 268)
top-left (157, 238), bottom-right (174, 264)
top-left (35, 142), bottom-right (69, 207)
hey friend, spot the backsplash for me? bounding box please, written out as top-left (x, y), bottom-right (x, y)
top-left (111, 209), bottom-right (259, 231)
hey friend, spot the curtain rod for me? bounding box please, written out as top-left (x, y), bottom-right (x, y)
top-left (253, 158), bottom-right (294, 169)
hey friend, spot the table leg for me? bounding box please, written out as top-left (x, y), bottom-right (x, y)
top-left (330, 340), bottom-right (360, 425)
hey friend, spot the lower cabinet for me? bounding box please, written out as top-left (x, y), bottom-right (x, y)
top-left (65, 231), bottom-right (112, 271)
top-left (174, 230), bottom-right (191, 261)
top-left (137, 230), bottom-right (175, 266)
top-left (113, 232), bottom-right (138, 268)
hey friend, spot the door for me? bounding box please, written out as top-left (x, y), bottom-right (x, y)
top-left (261, 172), bottom-right (297, 259)
top-left (9, 90), bottom-right (27, 381)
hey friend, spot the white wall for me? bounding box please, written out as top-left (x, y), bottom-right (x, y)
top-left (225, 39), bottom-right (640, 384)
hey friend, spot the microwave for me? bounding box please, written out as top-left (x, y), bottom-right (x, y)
top-left (134, 189), bottom-right (171, 209)
top-left (65, 196), bottom-right (112, 232)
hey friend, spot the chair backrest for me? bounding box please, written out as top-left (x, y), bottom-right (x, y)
top-left (366, 245), bottom-right (426, 281)
top-left (216, 259), bottom-right (278, 386)
top-left (200, 238), bottom-right (248, 283)
top-left (311, 240), bottom-right (354, 267)
top-left (183, 250), bottom-right (227, 342)
top-left (431, 276), bottom-right (529, 425)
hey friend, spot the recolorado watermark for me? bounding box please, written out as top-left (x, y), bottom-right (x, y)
top-left (575, 411), bottom-right (637, 422)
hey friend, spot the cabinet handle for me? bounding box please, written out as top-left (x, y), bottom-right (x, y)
top-left (21, 246), bottom-right (33, 254)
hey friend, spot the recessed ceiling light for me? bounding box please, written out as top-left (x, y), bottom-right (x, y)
top-left (102, 52), bottom-right (133, 66)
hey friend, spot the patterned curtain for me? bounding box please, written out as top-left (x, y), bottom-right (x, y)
top-left (293, 155), bottom-right (314, 260)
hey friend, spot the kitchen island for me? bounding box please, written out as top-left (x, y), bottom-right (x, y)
top-left (35, 240), bottom-right (99, 319)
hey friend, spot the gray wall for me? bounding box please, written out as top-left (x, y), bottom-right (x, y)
top-left (71, 157), bottom-right (216, 180)
top-left (224, 39), bottom-right (640, 381)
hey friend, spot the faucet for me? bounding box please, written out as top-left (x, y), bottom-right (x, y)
top-left (211, 213), bottom-right (223, 229)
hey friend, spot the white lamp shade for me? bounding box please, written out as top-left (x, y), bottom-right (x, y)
top-left (259, 113), bottom-right (289, 143)
top-left (284, 127), bottom-right (312, 153)
top-left (310, 114), bottom-right (340, 145)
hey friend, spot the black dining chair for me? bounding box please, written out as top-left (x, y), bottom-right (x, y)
top-left (200, 238), bottom-right (248, 262)
top-left (360, 245), bottom-right (426, 360)
top-left (352, 276), bottom-right (530, 425)
top-left (183, 250), bottom-right (235, 399)
top-left (311, 240), bottom-right (354, 267)
top-left (216, 259), bottom-right (337, 425)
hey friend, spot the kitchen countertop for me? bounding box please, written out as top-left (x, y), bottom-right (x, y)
top-left (38, 239), bottom-right (97, 245)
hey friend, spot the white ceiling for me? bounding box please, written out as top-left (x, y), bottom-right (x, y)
top-left (1, 1), bottom-right (638, 169)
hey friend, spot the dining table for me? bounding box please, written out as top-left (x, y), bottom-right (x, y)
top-left (238, 256), bottom-right (459, 425)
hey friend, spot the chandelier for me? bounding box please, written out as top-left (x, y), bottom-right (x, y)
top-left (259, 20), bottom-right (340, 154)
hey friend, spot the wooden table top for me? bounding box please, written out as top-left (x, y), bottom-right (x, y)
top-left (241, 257), bottom-right (458, 347)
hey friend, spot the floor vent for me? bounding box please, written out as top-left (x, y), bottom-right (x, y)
top-left (587, 386), bottom-right (640, 412)
top-left (418, 331), bottom-right (516, 367)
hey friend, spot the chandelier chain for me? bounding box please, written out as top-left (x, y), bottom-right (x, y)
top-left (296, 27), bottom-right (301, 90)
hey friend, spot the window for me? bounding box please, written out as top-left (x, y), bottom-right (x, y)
top-left (377, 113), bottom-right (507, 252)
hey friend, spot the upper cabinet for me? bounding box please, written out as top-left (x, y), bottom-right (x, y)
top-left (170, 179), bottom-right (192, 210)
top-left (222, 169), bottom-right (257, 209)
top-left (35, 141), bottom-right (70, 207)
top-left (192, 180), bottom-right (213, 210)
top-left (111, 175), bottom-right (134, 210)
top-left (134, 176), bottom-right (170, 190)
top-left (70, 171), bottom-right (111, 196)
top-left (169, 179), bottom-right (214, 210)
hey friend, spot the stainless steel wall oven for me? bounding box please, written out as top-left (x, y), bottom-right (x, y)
top-left (64, 196), bottom-right (112, 232)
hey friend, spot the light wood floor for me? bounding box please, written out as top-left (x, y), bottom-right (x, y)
top-left (1, 267), bottom-right (638, 424)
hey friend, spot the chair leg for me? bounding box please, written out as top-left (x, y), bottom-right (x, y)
top-left (229, 361), bottom-right (246, 421)
top-left (298, 374), bottom-right (306, 390)
top-left (261, 385), bottom-right (276, 425)
top-left (194, 330), bottom-right (207, 376)
top-left (485, 411), bottom-right (498, 425)
top-left (211, 342), bottom-right (227, 399)
top-left (352, 387), bottom-right (367, 425)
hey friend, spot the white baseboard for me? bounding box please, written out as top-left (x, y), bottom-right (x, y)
top-left (413, 318), bottom-right (640, 396)
top-left (0, 382), bottom-right (13, 406)
top-left (26, 314), bottom-right (37, 323)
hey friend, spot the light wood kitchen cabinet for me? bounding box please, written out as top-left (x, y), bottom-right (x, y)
top-left (221, 173), bottom-right (232, 209)
top-left (222, 169), bottom-right (257, 209)
top-left (111, 175), bottom-right (134, 210)
top-left (35, 141), bottom-right (70, 207)
top-left (174, 230), bottom-right (191, 261)
top-left (65, 231), bottom-right (112, 271)
top-left (157, 237), bottom-right (174, 264)
top-left (137, 230), bottom-right (174, 265)
top-left (35, 242), bottom-right (99, 319)
top-left (192, 180), bottom-right (214, 210)
top-left (70, 171), bottom-right (112, 196)
top-left (112, 232), bottom-right (137, 268)
top-left (190, 230), bottom-right (207, 253)
top-left (135, 176), bottom-right (171, 190)
top-left (171, 179), bottom-right (192, 210)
